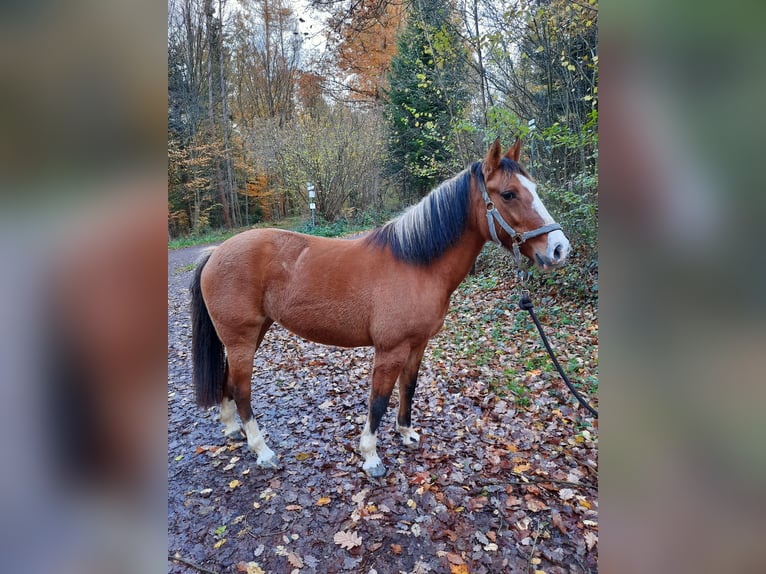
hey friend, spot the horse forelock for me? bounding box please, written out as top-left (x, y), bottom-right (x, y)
top-left (368, 169), bottom-right (471, 265)
top-left (472, 157), bottom-right (525, 180)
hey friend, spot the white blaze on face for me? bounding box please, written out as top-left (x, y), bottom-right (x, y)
top-left (516, 174), bottom-right (571, 265)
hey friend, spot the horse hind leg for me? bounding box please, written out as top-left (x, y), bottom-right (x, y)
top-left (225, 320), bottom-right (278, 469)
top-left (220, 319), bottom-right (273, 440)
top-left (220, 363), bottom-right (244, 439)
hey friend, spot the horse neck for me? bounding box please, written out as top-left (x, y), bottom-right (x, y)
top-left (430, 215), bottom-right (487, 294)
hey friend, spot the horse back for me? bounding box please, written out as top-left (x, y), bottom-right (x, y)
top-left (202, 228), bottom-right (450, 349)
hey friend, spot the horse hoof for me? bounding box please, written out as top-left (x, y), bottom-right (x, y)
top-left (365, 462), bottom-right (387, 478)
top-left (224, 428), bottom-right (244, 440)
top-left (256, 454), bottom-right (280, 470)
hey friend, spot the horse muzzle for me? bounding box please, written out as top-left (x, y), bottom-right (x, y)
top-left (534, 230), bottom-right (570, 271)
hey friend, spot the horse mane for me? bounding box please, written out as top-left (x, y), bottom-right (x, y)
top-left (367, 163), bottom-right (475, 265)
top-left (367, 158), bottom-right (525, 265)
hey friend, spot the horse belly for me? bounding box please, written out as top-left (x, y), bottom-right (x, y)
top-left (277, 306), bottom-right (372, 348)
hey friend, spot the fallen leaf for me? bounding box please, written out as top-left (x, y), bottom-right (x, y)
top-left (558, 488), bottom-right (575, 501)
top-left (551, 510), bottom-right (567, 534)
top-left (475, 530), bottom-right (490, 545)
top-left (333, 530), bottom-right (362, 550)
top-left (287, 552), bottom-right (304, 568)
top-left (391, 543), bottom-right (402, 555)
top-left (526, 498), bottom-right (547, 512)
top-left (229, 479), bottom-right (240, 489)
top-left (213, 538), bottom-right (227, 549)
top-left (285, 504), bottom-right (303, 511)
top-left (446, 552), bottom-right (465, 565)
top-left (295, 452), bottom-right (312, 461)
top-left (584, 531), bottom-right (598, 550)
top-left (236, 562), bottom-right (265, 574)
top-left (316, 496), bottom-right (331, 506)
top-left (351, 489), bottom-right (369, 506)
top-left (450, 565), bottom-right (468, 574)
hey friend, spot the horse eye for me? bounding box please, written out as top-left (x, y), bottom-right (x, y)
top-left (501, 191), bottom-right (516, 201)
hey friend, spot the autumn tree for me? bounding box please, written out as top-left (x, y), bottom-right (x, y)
top-left (231, 0), bottom-right (302, 124)
top-left (323, 0), bottom-right (405, 103)
top-left (476, 0), bottom-right (598, 184)
top-left (385, 0), bottom-right (471, 199)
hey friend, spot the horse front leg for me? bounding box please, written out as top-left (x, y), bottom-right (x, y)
top-left (396, 342), bottom-right (427, 448)
top-left (360, 346), bottom-right (409, 478)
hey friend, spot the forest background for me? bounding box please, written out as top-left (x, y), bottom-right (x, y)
top-left (168, 0), bottom-right (597, 286)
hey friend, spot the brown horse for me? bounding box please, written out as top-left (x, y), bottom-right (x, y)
top-left (190, 139), bottom-right (570, 477)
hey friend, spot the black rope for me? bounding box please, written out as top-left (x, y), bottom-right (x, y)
top-left (519, 293), bottom-right (599, 418)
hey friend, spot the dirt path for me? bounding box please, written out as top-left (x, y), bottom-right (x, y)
top-left (168, 244), bottom-right (598, 574)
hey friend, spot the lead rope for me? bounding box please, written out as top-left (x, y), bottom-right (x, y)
top-left (517, 286), bottom-right (599, 418)
top-left (475, 164), bottom-right (596, 417)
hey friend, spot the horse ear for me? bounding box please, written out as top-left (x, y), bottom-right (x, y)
top-left (484, 138), bottom-right (503, 175)
top-left (505, 138), bottom-right (521, 162)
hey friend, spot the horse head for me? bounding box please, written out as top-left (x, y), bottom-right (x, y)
top-left (478, 138), bottom-right (571, 271)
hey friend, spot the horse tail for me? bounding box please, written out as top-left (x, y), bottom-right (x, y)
top-left (190, 248), bottom-right (226, 408)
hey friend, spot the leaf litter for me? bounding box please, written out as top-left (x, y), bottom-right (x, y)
top-left (169, 245), bottom-right (598, 573)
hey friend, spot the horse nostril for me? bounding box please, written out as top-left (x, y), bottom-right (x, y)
top-left (553, 243), bottom-right (563, 261)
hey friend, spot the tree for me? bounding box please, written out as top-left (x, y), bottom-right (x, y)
top-left (385, 0), bottom-right (471, 199)
top-left (278, 105), bottom-right (387, 222)
top-left (231, 0), bottom-right (302, 124)
top-left (325, 0), bottom-right (405, 103)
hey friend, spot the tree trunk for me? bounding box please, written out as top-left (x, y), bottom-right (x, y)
top-left (218, 0), bottom-right (239, 227)
top-left (206, 0), bottom-right (231, 228)
top-left (472, 0), bottom-right (488, 126)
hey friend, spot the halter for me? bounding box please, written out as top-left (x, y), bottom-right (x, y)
top-left (476, 164), bottom-right (562, 267)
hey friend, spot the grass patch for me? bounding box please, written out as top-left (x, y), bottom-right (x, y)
top-left (168, 216), bottom-right (304, 249)
top-left (168, 211), bottom-right (396, 249)
top-left (173, 263), bottom-right (197, 275)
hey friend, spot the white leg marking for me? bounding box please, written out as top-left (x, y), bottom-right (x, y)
top-left (243, 418), bottom-right (278, 468)
top-left (396, 424), bottom-right (421, 448)
top-left (220, 397), bottom-right (240, 437)
top-left (517, 174), bottom-right (571, 264)
top-left (359, 421), bottom-right (385, 476)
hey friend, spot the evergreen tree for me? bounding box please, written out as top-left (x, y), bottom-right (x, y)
top-left (385, 0), bottom-right (470, 199)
